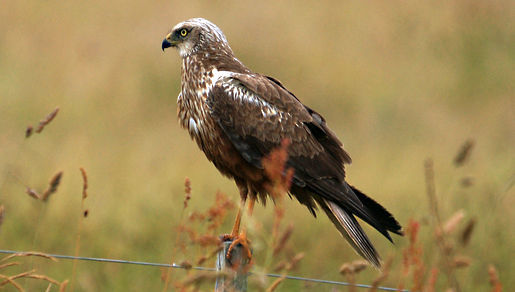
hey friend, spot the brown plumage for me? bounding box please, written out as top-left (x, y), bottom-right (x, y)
top-left (162, 18), bottom-right (402, 268)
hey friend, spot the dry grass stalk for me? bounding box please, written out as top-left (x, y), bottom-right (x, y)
top-left (1, 252), bottom-right (57, 263)
top-left (339, 260), bottom-right (368, 275)
top-left (0, 205), bottom-right (4, 227)
top-left (0, 269), bottom-right (35, 286)
top-left (453, 139), bottom-right (474, 167)
top-left (0, 274), bottom-right (24, 291)
top-left (340, 261), bottom-right (358, 292)
top-left (206, 192), bottom-right (235, 232)
top-left (0, 262), bottom-right (20, 270)
top-left (59, 279), bottom-right (69, 292)
top-left (424, 267), bottom-right (439, 292)
top-left (45, 283), bottom-right (53, 292)
top-left (25, 126), bottom-right (33, 138)
top-left (176, 272), bottom-right (219, 289)
top-left (71, 168), bottom-right (89, 292)
top-left (266, 277), bottom-right (285, 292)
top-left (196, 246), bottom-right (223, 266)
top-left (267, 252), bottom-right (305, 291)
top-left (25, 188), bottom-right (41, 200)
top-left (164, 180), bottom-right (234, 291)
top-left (80, 167), bottom-right (88, 199)
top-left (286, 252), bottom-right (304, 271)
top-left (0, 253), bottom-right (63, 291)
top-left (35, 107), bottom-right (60, 134)
top-left (184, 177), bottom-right (191, 208)
top-left (25, 274), bottom-right (61, 285)
top-left (398, 220), bottom-right (423, 291)
top-left (459, 218), bottom-right (476, 247)
top-left (273, 260), bottom-right (287, 272)
top-left (488, 265), bottom-right (502, 292)
top-left (370, 257), bottom-right (393, 292)
top-left (424, 159), bottom-right (461, 291)
top-left (273, 223), bottom-right (293, 256)
top-left (442, 210), bottom-right (465, 235)
top-left (41, 171), bottom-right (63, 201)
top-left (452, 256), bottom-right (471, 269)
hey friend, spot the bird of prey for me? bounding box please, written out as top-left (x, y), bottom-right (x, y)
top-left (162, 18), bottom-right (402, 268)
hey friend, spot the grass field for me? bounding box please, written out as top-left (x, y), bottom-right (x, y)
top-left (0, 0), bottom-right (513, 291)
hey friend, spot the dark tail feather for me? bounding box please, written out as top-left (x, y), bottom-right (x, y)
top-left (349, 185), bottom-right (403, 238)
top-left (321, 200), bottom-right (382, 268)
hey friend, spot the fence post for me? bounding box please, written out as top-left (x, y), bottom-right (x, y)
top-left (215, 239), bottom-right (249, 292)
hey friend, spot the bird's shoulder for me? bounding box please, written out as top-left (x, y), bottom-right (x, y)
top-left (207, 70), bottom-right (352, 164)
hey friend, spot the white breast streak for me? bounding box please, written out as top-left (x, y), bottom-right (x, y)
top-left (182, 69), bottom-right (235, 136)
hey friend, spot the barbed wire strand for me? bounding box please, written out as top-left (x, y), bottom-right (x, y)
top-left (0, 249), bottom-right (408, 291)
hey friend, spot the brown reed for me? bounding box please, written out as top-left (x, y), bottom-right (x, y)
top-left (59, 280), bottom-right (69, 292)
top-left (0, 264), bottom-right (66, 291)
top-left (25, 126), bottom-right (33, 138)
top-left (488, 265), bottom-right (502, 292)
top-left (0, 262), bottom-right (20, 270)
top-left (424, 268), bottom-right (439, 292)
top-left (0, 274), bottom-right (24, 291)
top-left (370, 257), bottom-right (392, 292)
top-left (442, 210), bottom-right (465, 235)
top-left (424, 159), bottom-right (461, 291)
top-left (273, 223), bottom-right (293, 256)
top-left (70, 168), bottom-right (89, 292)
top-left (79, 167), bottom-right (88, 199)
top-left (25, 188), bottom-right (40, 200)
top-left (163, 178), bottom-right (227, 291)
top-left (35, 107), bottom-right (60, 134)
top-left (453, 139), bottom-right (474, 167)
top-left (267, 253), bottom-right (305, 292)
top-left (459, 218), bottom-right (476, 247)
top-left (1, 252), bottom-right (58, 262)
top-left (0, 205), bottom-right (4, 227)
top-left (41, 171), bottom-right (63, 201)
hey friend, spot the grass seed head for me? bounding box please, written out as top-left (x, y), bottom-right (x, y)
top-left (460, 218), bottom-right (476, 247)
top-left (454, 139), bottom-right (475, 167)
top-left (35, 107), bottom-right (60, 134)
top-left (488, 264), bottom-right (502, 292)
top-left (26, 188), bottom-right (40, 200)
top-left (42, 171), bottom-right (63, 201)
top-left (79, 168), bottom-right (88, 199)
top-left (25, 126), bottom-right (33, 138)
top-left (443, 210), bottom-right (465, 234)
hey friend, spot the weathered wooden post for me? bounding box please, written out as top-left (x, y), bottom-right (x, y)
top-left (215, 239), bottom-right (249, 291)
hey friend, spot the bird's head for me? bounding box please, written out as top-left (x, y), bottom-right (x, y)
top-left (162, 18), bottom-right (230, 58)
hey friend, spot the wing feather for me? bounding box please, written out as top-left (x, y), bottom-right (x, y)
top-left (207, 73), bottom-right (401, 252)
top-left (207, 73), bottom-right (360, 202)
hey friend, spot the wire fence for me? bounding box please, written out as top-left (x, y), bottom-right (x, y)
top-left (0, 249), bottom-right (409, 291)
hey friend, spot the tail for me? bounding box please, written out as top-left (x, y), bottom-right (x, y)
top-left (319, 185), bottom-right (403, 269)
top-left (321, 200), bottom-right (382, 268)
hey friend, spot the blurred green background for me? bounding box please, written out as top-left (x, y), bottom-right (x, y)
top-left (0, 0), bottom-right (513, 291)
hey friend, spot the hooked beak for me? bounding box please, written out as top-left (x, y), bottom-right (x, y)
top-left (161, 33), bottom-right (175, 51)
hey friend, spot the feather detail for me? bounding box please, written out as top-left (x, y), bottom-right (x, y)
top-left (322, 200), bottom-right (382, 268)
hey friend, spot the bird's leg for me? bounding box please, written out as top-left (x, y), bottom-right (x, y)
top-left (226, 195), bottom-right (255, 261)
top-left (230, 196), bottom-right (246, 237)
top-left (221, 183), bottom-right (247, 243)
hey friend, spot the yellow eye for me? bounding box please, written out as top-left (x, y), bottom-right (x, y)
top-left (180, 29), bottom-right (188, 37)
